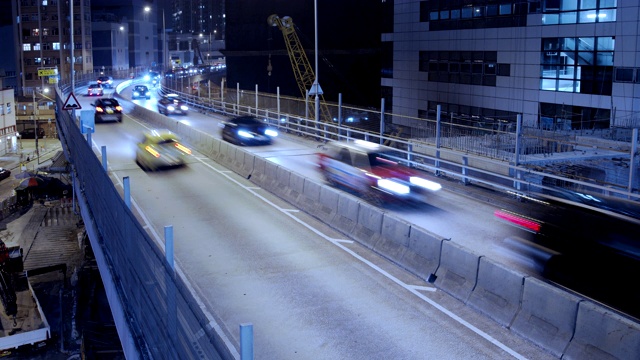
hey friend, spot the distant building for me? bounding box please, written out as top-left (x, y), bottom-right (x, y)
top-left (12, 0), bottom-right (94, 96)
top-left (387, 0), bottom-right (640, 130)
top-left (91, 18), bottom-right (130, 72)
top-left (0, 88), bottom-right (18, 156)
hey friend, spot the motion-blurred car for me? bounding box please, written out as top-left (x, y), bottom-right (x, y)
top-left (97, 76), bottom-right (114, 88)
top-left (87, 84), bottom-right (103, 96)
top-left (494, 189), bottom-right (640, 317)
top-left (132, 85), bottom-right (151, 99)
top-left (19, 128), bottom-right (45, 139)
top-left (317, 140), bottom-right (442, 206)
top-left (0, 168), bottom-right (10, 182)
top-left (157, 94), bottom-right (188, 115)
top-left (220, 116), bottom-right (278, 145)
top-left (135, 130), bottom-right (192, 171)
top-left (92, 98), bottom-right (123, 122)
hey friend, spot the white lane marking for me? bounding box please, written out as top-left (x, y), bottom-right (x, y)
top-left (193, 157), bottom-right (528, 360)
top-left (98, 119), bottom-right (525, 359)
top-left (110, 171), bottom-right (241, 360)
top-left (332, 239), bottom-right (354, 244)
top-left (282, 209), bottom-right (299, 213)
top-left (408, 285), bottom-right (437, 292)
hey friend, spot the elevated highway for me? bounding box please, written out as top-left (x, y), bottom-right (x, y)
top-left (54, 78), bottom-right (640, 359)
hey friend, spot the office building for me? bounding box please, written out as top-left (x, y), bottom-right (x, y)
top-left (12, 0), bottom-right (94, 95)
top-left (386, 0), bottom-right (639, 130)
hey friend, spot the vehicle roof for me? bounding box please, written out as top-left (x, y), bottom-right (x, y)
top-left (88, 84), bottom-right (102, 87)
top-left (230, 116), bottom-right (261, 125)
top-left (134, 85), bottom-right (148, 89)
top-left (97, 98), bottom-right (119, 105)
top-left (144, 129), bottom-right (180, 141)
top-left (324, 140), bottom-right (382, 154)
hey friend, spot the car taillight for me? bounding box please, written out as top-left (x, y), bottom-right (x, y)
top-left (145, 146), bottom-right (160, 158)
top-left (95, 107), bottom-right (104, 113)
top-left (115, 106), bottom-right (123, 111)
top-left (494, 209), bottom-right (541, 233)
top-left (174, 143), bottom-right (192, 154)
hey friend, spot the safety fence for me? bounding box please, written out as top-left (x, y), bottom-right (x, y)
top-left (54, 87), bottom-right (231, 359)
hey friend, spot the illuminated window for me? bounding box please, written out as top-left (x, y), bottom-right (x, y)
top-left (542, 0), bottom-right (616, 24)
top-left (540, 36), bottom-right (614, 95)
top-left (23, 44), bottom-right (32, 51)
top-left (32, 28), bottom-right (39, 36)
top-left (33, 43), bottom-right (40, 51)
top-left (52, 42), bottom-right (60, 50)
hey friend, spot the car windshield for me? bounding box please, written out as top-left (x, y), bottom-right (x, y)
top-left (157, 139), bottom-right (178, 146)
top-left (135, 86), bottom-right (147, 91)
top-left (101, 99), bottom-right (118, 106)
top-left (233, 117), bottom-right (260, 125)
top-left (89, 84), bottom-right (100, 88)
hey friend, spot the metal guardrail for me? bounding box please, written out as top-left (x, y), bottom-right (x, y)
top-left (54, 89), bottom-right (230, 359)
top-left (161, 80), bottom-right (640, 202)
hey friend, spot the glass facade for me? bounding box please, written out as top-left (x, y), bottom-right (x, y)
top-left (421, 0), bottom-right (533, 30)
top-left (540, 37), bottom-right (614, 95)
top-left (419, 51), bottom-right (510, 86)
top-left (541, 0), bottom-right (616, 24)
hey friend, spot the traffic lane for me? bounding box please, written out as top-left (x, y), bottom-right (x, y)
top-left (106, 153), bottom-right (551, 359)
top-left (112, 85), bottom-right (546, 275)
top-left (88, 100), bottom-right (553, 358)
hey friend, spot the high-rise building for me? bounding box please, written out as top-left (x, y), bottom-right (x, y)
top-left (12, 0), bottom-right (95, 95)
top-left (387, 0), bottom-right (639, 130)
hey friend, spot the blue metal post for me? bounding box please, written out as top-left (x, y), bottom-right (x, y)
top-left (380, 98), bottom-right (385, 144)
top-left (165, 225), bottom-right (174, 269)
top-left (101, 146), bottom-right (107, 172)
top-left (240, 323), bottom-right (254, 360)
top-left (123, 176), bottom-right (130, 209)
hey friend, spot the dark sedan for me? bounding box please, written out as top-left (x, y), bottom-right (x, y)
top-left (157, 94), bottom-right (188, 115)
top-left (92, 98), bottom-right (123, 122)
top-left (495, 189), bottom-right (640, 318)
top-left (132, 85), bottom-right (151, 100)
top-left (220, 116), bottom-right (278, 145)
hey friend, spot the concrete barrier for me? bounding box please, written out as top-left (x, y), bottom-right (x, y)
top-left (249, 156), bottom-right (268, 189)
top-left (510, 277), bottom-right (580, 357)
top-left (283, 171), bottom-right (306, 205)
top-left (434, 241), bottom-right (480, 302)
top-left (272, 166), bottom-right (292, 199)
top-left (350, 202), bottom-right (383, 248)
top-left (308, 185), bottom-right (340, 225)
top-left (467, 257), bottom-right (524, 327)
top-left (564, 301), bottom-right (640, 359)
top-left (217, 141), bottom-right (234, 168)
top-left (372, 214), bottom-right (412, 265)
top-left (295, 179), bottom-right (322, 214)
top-left (330, 193), bottom-right (360, 235)
top-left (231, 149), bottom-right (254, 178)
top-left (400, 227), bottom-right (443, 280)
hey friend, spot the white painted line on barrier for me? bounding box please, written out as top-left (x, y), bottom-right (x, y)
top-left (282, 209), bottom-right (300, 213)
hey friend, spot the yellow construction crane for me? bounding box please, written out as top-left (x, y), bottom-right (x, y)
top-left (267, 14), bottom-right (332, 123)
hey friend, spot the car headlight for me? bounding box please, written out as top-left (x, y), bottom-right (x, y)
top-left (168, 105), bottom-right (175, 111)
top-left (180, 105), bottom-right (188, 111)
top-left (265, 129), bottom-right (278, 137)
top-left (409, 177), bottom-right (442, 191)
top-left (378, 179), bottom-right (410, 195)
top-left (144, 75), bottom-right (151, 81)
top-left (133, 91), bottom-right (140, 96)
top-left (238, 130), bottom-right (254, 138)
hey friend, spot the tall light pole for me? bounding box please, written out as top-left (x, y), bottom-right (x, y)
top-left (163, 9), bottom-right (167, 72)
top-left (311, 0), bottom-right (322, 123)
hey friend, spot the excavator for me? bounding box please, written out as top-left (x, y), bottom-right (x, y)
top-left (268, 14), bottom-right (332, 123)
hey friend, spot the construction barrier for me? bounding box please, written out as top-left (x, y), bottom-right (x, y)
top-left (564, 301), bottom-right (640, 359)
top-left (510, 277), bottom-right (580, 357)
top-left (467, 257), bottom-right (524, 327)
